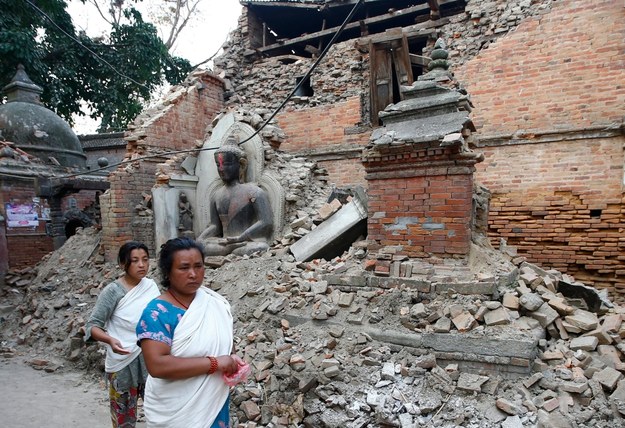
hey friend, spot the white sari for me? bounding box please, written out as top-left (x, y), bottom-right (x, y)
top-left (143, 286), bottom-right (233, 428)
top-left (105, 277), bottom-right (160, 373)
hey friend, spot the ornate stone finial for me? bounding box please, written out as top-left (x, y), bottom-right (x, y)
top-left (215, 133), bottom-right (246, 160)
top-left (2, 64), bottom-right (43, 104)
top-left (419, 38), bottom-right (452, 82)
top-left (428, 38), bottom-right (449, 71)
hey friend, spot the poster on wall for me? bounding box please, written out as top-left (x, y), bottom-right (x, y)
top-left (5, 203), bottom-right (39, 227)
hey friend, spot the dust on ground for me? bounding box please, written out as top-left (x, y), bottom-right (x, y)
top-left (0, 356), bottom-right (114, 427)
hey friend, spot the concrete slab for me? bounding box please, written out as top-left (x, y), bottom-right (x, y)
top-left (290, 189), bottom-right (367, 262)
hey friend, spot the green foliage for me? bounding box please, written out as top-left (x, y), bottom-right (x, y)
top-left (0, 0), bottom-right (192, 131)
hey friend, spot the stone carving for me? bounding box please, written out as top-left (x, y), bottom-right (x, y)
top-left (177, 191), bottom-right (194, 236)
top-left (197, 134), bottom-right (273, 256)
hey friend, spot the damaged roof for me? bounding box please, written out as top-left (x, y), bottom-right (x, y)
top-left (241, 0), bottom-right (467, 57)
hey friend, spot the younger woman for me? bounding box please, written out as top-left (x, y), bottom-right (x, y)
top-left (85, 241), bottom-right (160, 428)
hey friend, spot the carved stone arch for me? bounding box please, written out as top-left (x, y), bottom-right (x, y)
top-left (259, 170), bottom-right (285, 239)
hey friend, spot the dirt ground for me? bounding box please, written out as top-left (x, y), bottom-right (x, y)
top-left (0, 356), bottom-right (145, 428)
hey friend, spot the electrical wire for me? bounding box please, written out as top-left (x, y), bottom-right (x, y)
top-left (46, 0), bottom-right (365, 182)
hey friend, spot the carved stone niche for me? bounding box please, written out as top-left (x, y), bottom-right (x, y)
top-left (195, 112), bottom-right (285, 243)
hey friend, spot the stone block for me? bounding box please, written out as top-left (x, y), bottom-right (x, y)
top-left (311, 280), bottom-right (328, 295)
top-left (433, 316), bottom-right (451, 333)
top-left (609, 379), bottom-right (625, 416)
top-left (528, 302), bottom-right (559, 328)
top-left (542, 397), bottom-right (560, 412)
top-left (484, 307), bottom-right (511, 326)
top-left (561, 320), bottom-right (582, 334)
top-left (457, 372), bottom-right (489, 392)
top-left (523, 372), bottom-right (543, 388)
top-left (560, 380), bottom-right (588, 394)
top-left (569, 336), bottom-right (598, 352)
top-left (501, 415), bottom-right (524, 428)
top-left (337, 292), bottom-right (354, 307)
top-left (452, 311), bottom-right (478, 332)
top-left (241, 400), bottom-right (261, 421)
top-left (597, 345), bottom-right (625, 370)
top-left (365, 327), bottom-right (423, 348)
top-left (546, 297), bottom-right (574, 315)
top-left (593, 366), bottom-right (623, 391)
top-left (435, 281), bottom-right (495, 295)
top-left (290, 194), bottom-right (367, 262)
top-left (565, 310), bottom-right (599, 332)
top-left (503, 293), bottom-right (519, 310)
top-left (601, 314), bottom-right (623, 333)
top-left (367, 276), bottom-right (431, 292)
top-left (381, 361), bottom-right (396, 381)
top-left (421, 332), bottom-right (538, 359)
top-left (324, 274), bottom-right (367, 287)
top-left (495, 397), bottom-right (524, 415)
top-left (554, 318), bottom-right (569, 340)
top-left (584, 328), bottom-right (614, 346)
top-left (519, 293), bottom-right (544, 311)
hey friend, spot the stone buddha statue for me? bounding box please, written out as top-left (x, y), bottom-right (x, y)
top-left (197, 135), bottom-right (274, 256)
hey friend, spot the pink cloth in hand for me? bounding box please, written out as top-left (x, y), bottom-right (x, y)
top-left (223, 361), bottom-right (251, 386)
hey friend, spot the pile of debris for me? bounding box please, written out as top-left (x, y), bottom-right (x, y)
top-left (1, 224), bottom-right (624, 427)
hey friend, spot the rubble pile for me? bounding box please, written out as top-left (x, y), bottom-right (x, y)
top-left (1, 224), bottom-right (624, 427)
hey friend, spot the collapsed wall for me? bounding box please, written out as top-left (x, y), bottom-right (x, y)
top-left (99, 70), bottom-right (225, 261)
top-left (212, 0), bottom-right (625, 300)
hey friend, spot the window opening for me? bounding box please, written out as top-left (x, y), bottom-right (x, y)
top-left (294, 76), bottom-right (314, 97)
top-left (590, 209), bottom-right (602, 218)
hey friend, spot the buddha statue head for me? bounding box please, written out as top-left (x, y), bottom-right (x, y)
top-left (214, 134), bottom-right (248, 183)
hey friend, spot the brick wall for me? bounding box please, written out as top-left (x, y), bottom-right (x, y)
top-left (101, 72), bottom-right (225, 261)
top-left (317, 157), bottom-right (367, 188)
top-left (62, 190), bottom-right (99, 212)
top-left (277, 97), bottom-right (364, 152)
top-left (456, 0), bottom-right (625, 136)
top-left (277, 97), bottom-right (370, 187)
top-left (0, 179), bottom-right (54, 268)
top-left (476, 138), bottom-right (625, 295)
top-left (455, 0), bottom-right (625, 296)
top-left (367, 174), bottom-right (474, 257)
top-left (7, 235), bottom-right (54, 268)
top-left (363, 142), bottom-right (478, 258)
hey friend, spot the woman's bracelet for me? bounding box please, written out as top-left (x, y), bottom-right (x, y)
top-left (207, 356), bottom-right (218, 374)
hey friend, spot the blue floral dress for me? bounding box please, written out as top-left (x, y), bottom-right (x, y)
top-left (136, 299), bottom-right (230, 428)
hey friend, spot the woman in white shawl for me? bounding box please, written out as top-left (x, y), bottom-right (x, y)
top-left (85, 241), bottom-right (160, 428)
top-left (136, 237), bottom-right (242, 428)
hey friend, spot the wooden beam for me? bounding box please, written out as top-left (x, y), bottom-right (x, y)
top-left (427, 0), bottom-right (441, 19)
top-left (246, 3), bottom-right (433, 57)
top-left (427, 0), bottom-right (440, 13)
top-left (241, 1), bottom-right (320, 10)
top-left (409, 53), bottom-right (430, 67)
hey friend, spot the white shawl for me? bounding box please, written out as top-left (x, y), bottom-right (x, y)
top-left (144, 286), bottom-right (233, 428)
top-left (105, 277), bottom-right (160, 373)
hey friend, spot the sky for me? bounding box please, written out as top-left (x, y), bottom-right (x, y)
top-left (66, 0), bottom-right (242, 133)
